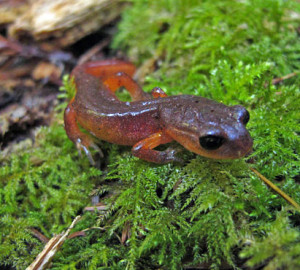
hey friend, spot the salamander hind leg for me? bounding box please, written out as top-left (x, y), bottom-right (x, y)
top-left (77, 60), bottom-right (150, 101)
top-left (103, 72), bottom-right (150, 101)
top-left (64, 99), bottom-right (103, 165)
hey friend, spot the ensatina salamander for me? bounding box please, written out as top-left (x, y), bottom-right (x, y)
top-left (64, 60), bottom-right (253, 164)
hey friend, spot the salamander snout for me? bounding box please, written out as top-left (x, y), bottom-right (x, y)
top-left (197, 127), bottom-right (253, 159)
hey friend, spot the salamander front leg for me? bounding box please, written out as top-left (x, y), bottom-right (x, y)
top-left (132, 131), bottom-right (182, 164)
top-left (64, 98), bottom-right (103, 165)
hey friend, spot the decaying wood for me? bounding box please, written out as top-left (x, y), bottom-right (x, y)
top-left (9, 0), bottom-right (126, 48)
top-left (0, 0), bottom-right (29, 25)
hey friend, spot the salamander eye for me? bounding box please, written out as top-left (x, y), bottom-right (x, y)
top-left (242, 110), bottom-right (250, 125)
top-left (232, 105), bottom-right (250, 125)
top-left (199, 135), bottom-right (225, 150)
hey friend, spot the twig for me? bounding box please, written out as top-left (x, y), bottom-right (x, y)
top-left (29, 229), bottom-right (49, 244)
top-left (68, 226), bottom-right (106, 239)
top-left (84, 204), bottom-right (108, 212)
top-left (250, 168), bottom-right (300, 210)
top-left (77, 39), bottom-right (111, 65)
top-left (272, 71), bottom-right (299, 85)
top-left (26, 216), bottom-right (82, 270)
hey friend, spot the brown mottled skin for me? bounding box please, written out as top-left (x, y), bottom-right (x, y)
top-left (64, 60), bottom-right (253, 164)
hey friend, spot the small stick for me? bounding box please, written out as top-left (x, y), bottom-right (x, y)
top-left (272, 71), bottom-right (299, 85)
top-left (26, 216), bottom-right (81, 270)
top-left (250, 168), bottom-right (300, 210)
top-left (68, 226), bottom-right (105, 239)
top-left (77, 39), bottom-right (110, 65)
top-left (30, 229), bottom-right (49, 244)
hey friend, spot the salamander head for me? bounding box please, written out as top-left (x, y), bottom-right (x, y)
top-left (159, 96), bottom-right (253, 159)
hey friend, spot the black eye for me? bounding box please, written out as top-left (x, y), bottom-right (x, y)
top-left (242, 110), bottom-right (250, 125)
top-left (232, 105), bottom-right (250, 125)
top-left (199, 135), bottom-right (225, 150)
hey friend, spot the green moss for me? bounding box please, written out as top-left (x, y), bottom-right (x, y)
top-left (240, 210), bottom-right (300, 269)
top-left (1, 0), bottom-right (300, 269)
top-left (0, 123), bottom-right (101, 268)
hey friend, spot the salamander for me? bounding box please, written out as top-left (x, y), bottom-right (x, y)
top-left (64, 60), bottom-right (253, 164)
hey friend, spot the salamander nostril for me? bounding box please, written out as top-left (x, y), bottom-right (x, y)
top-left (199, 135), bottom-right (225, 150)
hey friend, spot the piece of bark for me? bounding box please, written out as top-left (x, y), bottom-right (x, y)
top-left (32, 62), bottom-right (62, 83)
top-left (0, 0), bottom-right (29, 25)
top-left (0, 85), bottom-right (57, 148)
top-left (9, 0), bottom-right (127, 49)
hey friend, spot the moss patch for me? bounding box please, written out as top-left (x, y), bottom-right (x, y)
top-left (1, 0), bottom-right (300, 269)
